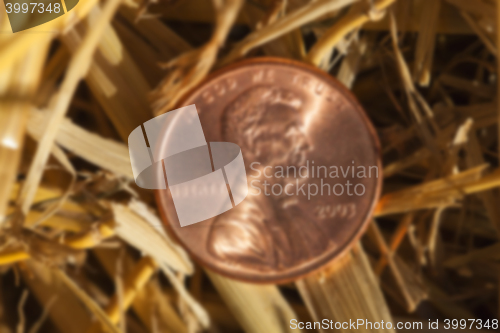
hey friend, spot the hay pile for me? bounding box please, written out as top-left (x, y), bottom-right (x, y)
top-left (0, 0), bottom-right (499, 332)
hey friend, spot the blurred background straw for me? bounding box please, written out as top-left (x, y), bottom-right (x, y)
top-left (1, 0), bottom-right (500, 332)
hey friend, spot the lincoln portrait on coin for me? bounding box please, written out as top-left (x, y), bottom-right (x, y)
top-left (207, 86), bottom-right (331, 270)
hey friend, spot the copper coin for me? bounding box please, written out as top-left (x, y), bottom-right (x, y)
top-left (156, 57), bottom-right (382, 283)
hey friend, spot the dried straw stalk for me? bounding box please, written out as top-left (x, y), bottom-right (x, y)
top-left (413, 0), bottom-right (441, 86)
top-left (21, 260), bottom-right (92, 333)
top-left (63, 6), bottom-right (153, 141)
top-left (296, 244), bottom-right (394, 333)
top-left (0, 40), bottom-right (51, 223)
top-left (85, 256), bottom-right (157, 333)
top-left (56, 268), bottom-right (123, 333)
top-left (368, 221), bottom-right (427, 312)
top-left (497, 1), bottom-right (500, 162)
top-left (207, 271), bottom-right (298, 333)
top-left (220, 0), bottom-right (360, 67)
top-left (16, 0), bottom-right (124, 216)
top-left (375, 166), bottom-right (500, 217)
top-left (152, 0), bottom-right (244, 114)
top-left (306, 0), bottom-right (396, 67)
top-left (93, 248), bottom-right (189, 333)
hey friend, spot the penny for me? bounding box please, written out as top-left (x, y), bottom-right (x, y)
top-left (156, 57), bottom-right (382, 283)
